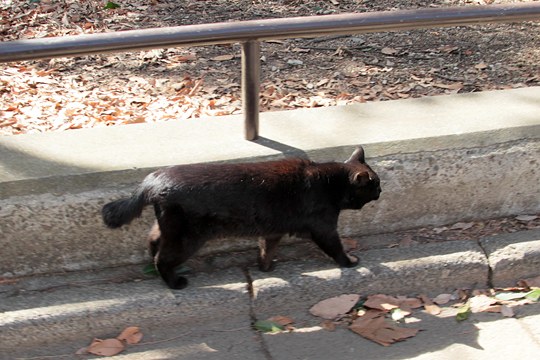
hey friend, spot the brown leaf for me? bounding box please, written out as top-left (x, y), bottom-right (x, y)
top-left (211, 54), bottom-right (235, 61)
top-left (309, 294), bottom-right (360, 319)
top-left (469, 295), bottom-right (497, 313)
top-left (349, 310), bottom-right (419, 346)
top-left (515, 215), bottom-right (538, 222)
top-left (117, 326), bottom-right (143, 345)
top-left (484, 304), bottom-right (502, 313)
top-left (172, 54), bottom-right (197, 62)
top-left (397, 296), bottom-right (423, 310)
top-left (87, 338), bottom-right (125, 356)
top-left (267, 315), bottom-right (294, 327)
top-left (432, 293), bottom-right (453, 305)
top-left (364, 294), bottom-right (401, 311)
top-left (398, 235), bottom-right (415, 247)
top-left (450, 222), bottom-right (475, 230)
top-left (500, 305), bottom-right (514, 318)
top-left (456, 289), bottom-right (470, 301)
top-left (381, 47), bottom-right (399, 56)
top-left (320, 320), bottom-right (336, 332)
top-left (419, 294), bottom-right (441, 315)
top-left (75, 346), bottom-right (89, 355)
top-left (0, 277), bottom-right (19, 285)
top-left (475, 62), bottom-right (488, 70)
top-left (518, 275), bottom-right (540, 288)
top-left (433, 82), bottom-right (463, 91)
top-left (439, 45), bottom-right (459, 54)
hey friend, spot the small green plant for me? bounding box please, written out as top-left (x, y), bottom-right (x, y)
top-left (104, 1), bottom-right (120, 10)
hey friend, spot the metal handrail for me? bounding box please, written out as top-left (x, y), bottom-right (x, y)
top-left (1, 3), bottom-right (539, 139)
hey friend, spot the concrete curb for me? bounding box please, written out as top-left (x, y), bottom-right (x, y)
top-left (1, 230), bottom-right (538, 352)
top-left (251, 240), bottom-right (488, 316)
top-left (0, 267), bottom-right (250, 351)
top-left (480, 229), bottom-right (540, 287)
top-left (1, 87), bottom-right (539, 278)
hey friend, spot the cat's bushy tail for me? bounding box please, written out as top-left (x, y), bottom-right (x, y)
top-left (102, 187), bottom-right (147, 229)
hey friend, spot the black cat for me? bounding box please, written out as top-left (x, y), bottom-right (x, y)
top-left (102, 146), bottom-right (381, 289)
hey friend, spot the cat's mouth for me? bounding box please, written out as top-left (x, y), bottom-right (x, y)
top-left (373, 185), bottom-right (382, 200)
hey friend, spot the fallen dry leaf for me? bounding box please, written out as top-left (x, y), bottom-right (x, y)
top-left (396, 296), bottom-right (423, 310)
top-left (75, 346), bottom-right (89, 355)
top-left (211, 54), bottom-right (235, 61)
top-left (455, 289), bottom-right (470, 301)
top-left (171, 54), bottom-right (197, 62)
top-left (419, 294), bottom-right (441, 315)
top-left (432, 82), bottom-right (464, 90)
top-left (117, 326), bottom-right (143, 345)
top-left (500, 305), bottom-right (515, 318)
top-left (432, 293), bottom-right (453, 305)
top-left (450, 222), bottom-right (474, 230)
top-left (267, 315), bottom-right (294, 327)
top-left (349, 310), bottom-right (419, 346)
top-left (390, 308), bottom-right (410, 321)
top-left (518, 275), bottom-right (540, 288)
top-left (320, 320), bottom-right (337, 332)
top-left (381, 47), bottom-right (399, 55)
top-left (309, 294), bottom-right (360, 319)
top-left (475, 62), bottom-right (489, 70)
top-left (515, 215), bottom-right (538, 222)
top-left (484, 304), bottom-right (503, 313)
top-left (87, 338), bottom-right (125, 356)
top-left (469, 294), bottom-right (497, 313)
top-left (364, 294), bottom-right (401, 311)
top-left (439, 45), bottom-right (459, 53)
top-left (398, 235), bottom-right (415, 247)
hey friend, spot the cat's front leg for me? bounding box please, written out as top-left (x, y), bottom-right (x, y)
top-left (345, 253), bottom-right (359, 266)
top-left (310, 229), bottom-right (359, 268)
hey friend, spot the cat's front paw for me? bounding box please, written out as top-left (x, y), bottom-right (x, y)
top-left (258, 257), bottom-right (277, 272)
top-left (344, 253), bottom-right (359, 267)
top-left (166, 276), bottom-right (189, 290)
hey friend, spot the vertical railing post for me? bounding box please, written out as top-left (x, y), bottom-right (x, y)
top-left (241, 40), bottom-right (261, 140)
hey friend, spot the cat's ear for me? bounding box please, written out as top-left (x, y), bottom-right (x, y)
top-left (345, 146), bottom-right (365, 164)
top-left (352, 172), bottom-right (370, 186)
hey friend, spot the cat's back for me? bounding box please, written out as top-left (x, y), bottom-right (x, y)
top-left (146, 157), bottom-right (314, 214)
top-left (154, 157), bottom-right (313, 190)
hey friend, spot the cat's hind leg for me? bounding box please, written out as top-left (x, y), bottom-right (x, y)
top-left (155, 206), bottom-right (204, 289)
top-left (147, 221), bottom-right (161, 259)
top-left (310, 229), bottom-right (358, 268)
top-left (258, 235), bottom-right (282, 272)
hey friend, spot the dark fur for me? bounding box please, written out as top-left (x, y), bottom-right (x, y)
top-left (102, 146), bottom-right (381, 289)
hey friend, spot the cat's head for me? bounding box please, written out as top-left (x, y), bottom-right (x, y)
top-left (343, 146), bottom-right (382, 209)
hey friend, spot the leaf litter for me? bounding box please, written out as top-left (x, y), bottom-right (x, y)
top-left (300, 279), bottom-right (539, 346)
top-left (1, 0), bottom-right (538, 136)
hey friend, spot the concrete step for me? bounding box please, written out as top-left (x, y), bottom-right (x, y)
top-left (1, 87), bottom-right (539, 278)
top-left (1, 229), bottom-right (539, 358)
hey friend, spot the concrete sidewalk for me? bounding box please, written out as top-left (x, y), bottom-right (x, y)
top-left (1, 229), bottom-right (539, 359)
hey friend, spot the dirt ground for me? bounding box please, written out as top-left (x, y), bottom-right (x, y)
top-left (1, 0), bottom-right (538, 135)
